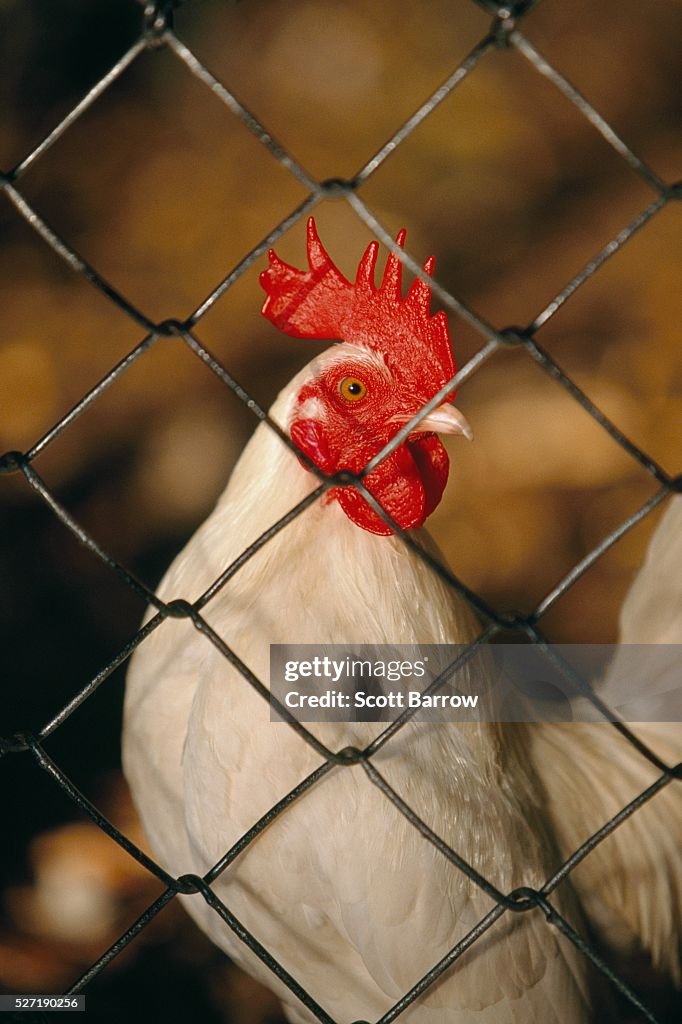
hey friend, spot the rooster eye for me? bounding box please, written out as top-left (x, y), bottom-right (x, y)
top-left (338, 376), bottom-right (367, 402)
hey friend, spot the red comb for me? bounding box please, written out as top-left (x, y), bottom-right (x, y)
top-left (260, 218), bottom-right (456, 387)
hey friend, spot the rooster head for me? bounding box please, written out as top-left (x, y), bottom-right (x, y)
top-left (260, 218), bottom-right (471, 536)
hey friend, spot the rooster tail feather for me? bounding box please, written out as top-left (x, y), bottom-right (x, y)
top-left (529, 497), bottom-right (682, 978)
top-left (530, 721), bottom-right (681, 979)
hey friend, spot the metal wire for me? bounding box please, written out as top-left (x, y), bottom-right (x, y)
top-left (1, 1), bottom-right (680, 1021)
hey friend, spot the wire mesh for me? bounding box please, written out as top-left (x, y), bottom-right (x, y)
top-left (1, 0), bottom-right (681, 1021)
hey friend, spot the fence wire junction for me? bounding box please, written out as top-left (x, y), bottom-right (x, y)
top-left (1, 1), bottom-right (681, 1022)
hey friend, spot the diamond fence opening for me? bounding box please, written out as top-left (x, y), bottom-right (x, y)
top-left (1, 1), bottom-right (680, 1022)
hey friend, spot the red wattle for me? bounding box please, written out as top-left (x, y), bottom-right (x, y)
top-left (407, 433), bottom-right (450, 519)
top-left (290, 419), bottom-right (336, 473)
top-left (334, 436), bottom-right (449, 535)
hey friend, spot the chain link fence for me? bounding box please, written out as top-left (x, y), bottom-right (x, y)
top-left (1, 0), bottom-right (680, 1021)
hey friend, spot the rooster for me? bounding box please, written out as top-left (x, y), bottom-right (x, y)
top-left (123, 219), bottom-right (680, 1022)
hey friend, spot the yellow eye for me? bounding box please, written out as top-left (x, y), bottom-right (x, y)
top-left (339, 376), bottom-right (367, 402)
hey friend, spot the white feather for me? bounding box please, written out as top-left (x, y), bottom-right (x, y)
top-left (528, 497), bottom-right (682, 979)
top-left (124, 357), bottom-right (679, 1020)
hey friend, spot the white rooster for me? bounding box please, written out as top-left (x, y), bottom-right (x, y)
top-left (123, 219), bottom-right (680, 1022)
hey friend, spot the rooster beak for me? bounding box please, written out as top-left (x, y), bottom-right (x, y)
top-left (403, 403), bottom-right (473, 441)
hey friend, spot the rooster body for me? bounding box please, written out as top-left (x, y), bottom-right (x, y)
top-left (124, 222), bottom-right (679, 1021)
top-left (125, 370), bottom-right (591, 1022)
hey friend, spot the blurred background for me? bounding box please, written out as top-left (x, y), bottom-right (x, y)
top-left (1, 0), bottom-right (680, 1020)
